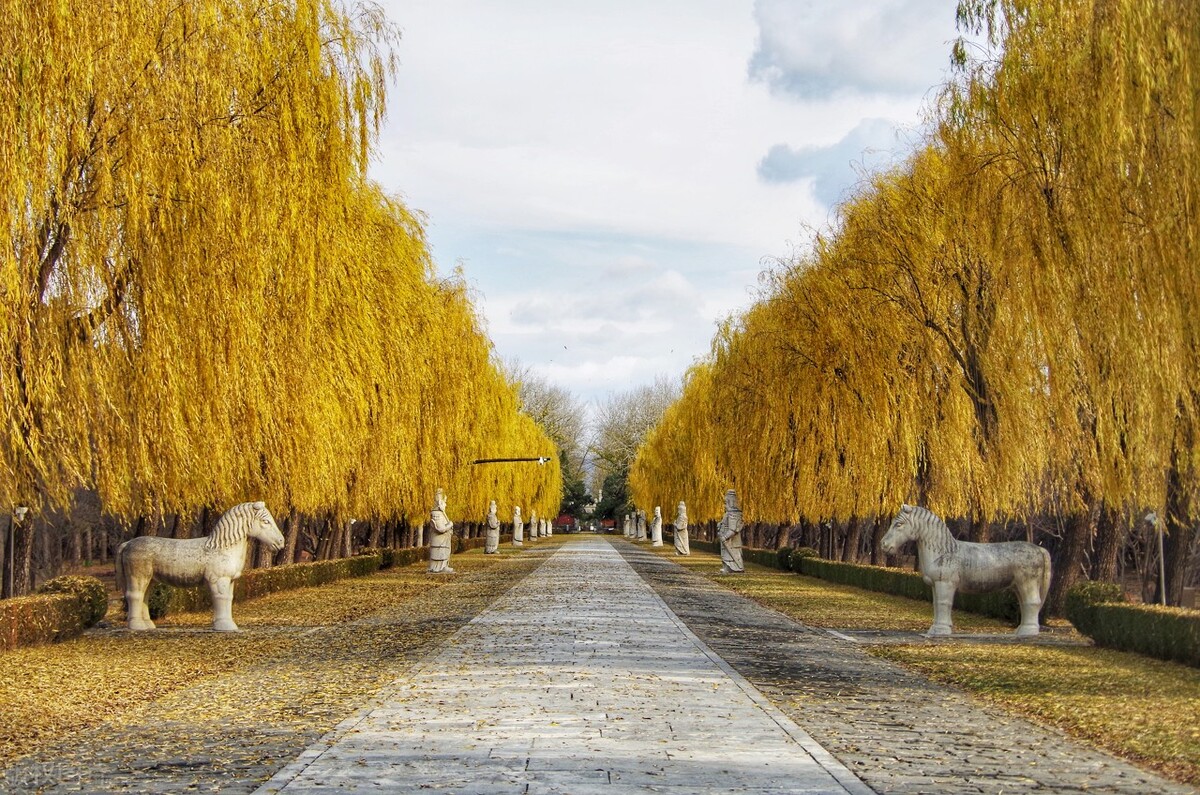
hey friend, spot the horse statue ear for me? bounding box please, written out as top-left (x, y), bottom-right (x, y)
top-left (253, 501), bottom-right (266, 509)
top-left (901, 504), bottom-right (913, 513)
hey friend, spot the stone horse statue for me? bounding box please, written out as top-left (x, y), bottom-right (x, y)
top-left (881, 504), bottom-right (1051, 637)
top-left (116, 501), bottom-right (286, 631)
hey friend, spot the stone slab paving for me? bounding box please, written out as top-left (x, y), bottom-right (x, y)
top-left (257, 538), bottom-right (872, 795)
top-left (616, 543), bottom-right (1197, 795)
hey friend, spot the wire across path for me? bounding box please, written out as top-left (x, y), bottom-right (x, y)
top-left (256, 538), bottom-right (872, 794)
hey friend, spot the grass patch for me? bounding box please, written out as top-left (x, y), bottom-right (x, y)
top-left (869, 644), bottom-right (1200, 786)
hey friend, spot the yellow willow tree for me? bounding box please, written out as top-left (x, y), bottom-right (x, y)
top-left (629, 362), bottom-right (725, 525)
top-left (1, 0), bottom-right (555, 594)
top-left (829, 144), bottom-right (1052, 528)
top-left (953, 0), bottom-right (1200, 600)
top-left (391, 276), bottom-right (561, 527)
top-left (1, 0), bottom-right (395, 517)
top-left (633, 145), bottom-right (1049, 556)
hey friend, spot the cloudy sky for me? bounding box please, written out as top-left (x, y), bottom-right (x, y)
top-left (371, 0), bottom-right (969, 407)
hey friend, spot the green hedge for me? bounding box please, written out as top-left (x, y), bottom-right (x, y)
top-left (1065, 581), bottom-right (1200, 667)
top-left (1, 575), bottom-right (109, 653)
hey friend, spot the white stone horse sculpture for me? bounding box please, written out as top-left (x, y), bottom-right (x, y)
top-left (116, 501), bottom-right (286, 632)
top-left (881, 504), bottom-right (1051, 637)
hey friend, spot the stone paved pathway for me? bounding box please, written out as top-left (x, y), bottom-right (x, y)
top-left (256, 538), bottom-right (871, 794)
top-left (616, 543), bottom-right (1197, 795)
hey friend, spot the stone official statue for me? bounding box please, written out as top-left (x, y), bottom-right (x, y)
top-left (650, 506), bottom-right (664, 547)
top-left (530, 509), bottom-right (540, 539)
top-left (512, 505), bottom-right (524, 546)
top-left (485, 500), bottom-right (501, 554)
top-left (427, 488), bottom-right (455, 574)
top-left (636, 509), bottom-right (647, 541)
top-left (717, 489), bottom-right (744, 574)
top-left (673, 501), bottom-right (690, 556)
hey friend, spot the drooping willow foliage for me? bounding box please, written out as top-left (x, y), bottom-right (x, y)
top-left (1, 0), bottom-right (559, 544)
top-left (631, 0), bottom-right (1200, 607)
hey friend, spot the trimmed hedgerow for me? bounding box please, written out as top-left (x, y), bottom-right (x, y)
top-left (39, 575), bottom-right (108, 627)
top-left (0, 595), bottom-right (81, 652)
top-left (1064, 580), bottom-right (1125, 635)
top-left (742, 547), bottom-right (784, 569)
top-left (1, 574), bottom-right (109, 652)
top-left (776, 546), bottom-right (793, 571)
top-left (1065, 581), bottom-right (1200, 667)
top-left (788, 546), bottom-right (819, 570)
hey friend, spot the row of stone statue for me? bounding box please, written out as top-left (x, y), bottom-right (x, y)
top-left (623, 489), bottom-right (745, 574)
top-left (426, 492), bottom-right (555, 574)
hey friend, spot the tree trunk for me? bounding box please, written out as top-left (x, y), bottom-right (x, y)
top-left (841, 515), bottom-right (861, 563)
top-left (870, 517), bottom-right (885, 565)
top-left (193, 506), bottom-right (210, 540)
top-left (12, 515), bottom-right (35, 596)
top-left (254, 532), bottom-right (274, 569)
top-left (315, 515), bottom-right (334, 561)
top-left (968, 515), bottom-right (990, 543)
top-left (1158, 460), bottom-right (1195, 607)
top-left (69, 522), bottom-right (83, 564)
top-left (1, 514), bottom-right (13, 598)
top-left (368, 520), bottom-right (383, 548)
top-left (276, 509), bottom-right (298, 566)
top-left (1090, 503), bottom-right (1125, 582)
top-left (775, 524), bottom-right (790, 550)
top-left (1047, 506), bottom-right (1097, 615)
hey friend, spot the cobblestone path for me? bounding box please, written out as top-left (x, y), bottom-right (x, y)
top-left (616, 542), bottom-right (1196, 795)
top-left (257, 538), bottom-right (870, 794)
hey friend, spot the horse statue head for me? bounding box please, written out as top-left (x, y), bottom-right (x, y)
top-left (205, 500), bottom-right (286, 553)
top-left (880, 504), bottom-right (917, 555)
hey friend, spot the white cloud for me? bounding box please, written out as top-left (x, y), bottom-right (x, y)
top-left (370, 1), bottom-right (963, 407)
top-left (758, 117), bottom-right (920, 205)
top-left (749, 0), bottom-right (966, 100)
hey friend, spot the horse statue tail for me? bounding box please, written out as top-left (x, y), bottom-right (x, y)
top-left (1038, 546), bottom-right (1052, 603)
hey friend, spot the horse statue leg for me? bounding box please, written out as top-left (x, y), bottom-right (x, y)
top-left (1014, 573), bottom-right (1044, 637)
top-left (126, 578), bottom-right (156, 630)
top-left (208, 576), bottom-right (238, 632)
top-left (927, 580), bottom-right (955, 636)
top-left (117, 543), bottom-right (156, 631)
